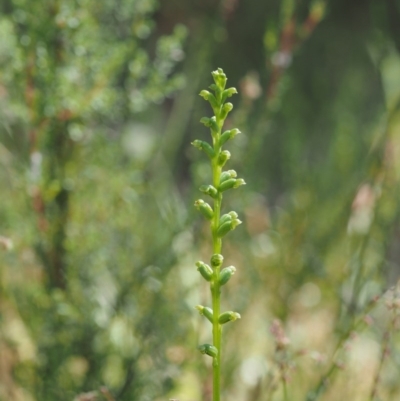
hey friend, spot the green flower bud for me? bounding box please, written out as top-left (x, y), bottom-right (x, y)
top-left (221, 87), bottom-right (238, 103)
top-left (200, 116), bottom-right (219, 133)
top-left (199, 184), bottom-right (218, 199)
top-left (218, 311), bottom-right (241, 324)
top-left (218, 150), bottom-right (231, 167)
top-left (234, 178), bottom-right (246, 188)
top-left (219, 211), bottom-right (238, 226)
top-left (219, 213), bottom-right (232, 226)
top-left (211, 254), bottom-right (224, 268)
top-left (191, 140), bottom-right (215, 159)
top-left (219, 266), bottom-right (236, 286)
top-left (220, 102), bottom-right (233, 120)
top-left (217, 218), bottom-right (242, 237)
top-left (220, 128), bottom-right (241, 146)
top-left (211, 68), bottom-right (227, 90)
top-left (199, 89), bottom-right (211, 99)
top-left (217, 221), bottom-right (232, 237)
top-left (219, 178), bottom-right (246, 192)
top-left (219, 178), bottom-right (236, 192)
top-left (194, 199), bottom-right (214, 220)
top-left (208, 83), bottom-right (219, 93)
top-left (220, 170), bottom-right (237, 183)
top-left (198, 344), bottom-right (218, 358)
top-left (199, 90), bottom-right (218, 108)
top-left (228, 211), bottom-right (239, 219)
top-left (196, 305), bottom-right (214, 323)
top-left (200, 116), bottom-right (211, 126)
top-left (196, 261), bottom-right (213, 281)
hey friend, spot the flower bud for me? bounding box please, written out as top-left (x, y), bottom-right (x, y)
top-left (200, 116), bottom-right (219, 133)
top-left (217, 221), bottom-right (232, 237)
top-left (191, 140), bottom-right (215, 159)
top-left (199, 184), bottom-right (218, 199)
top-left (198, 344), bottom-right (218, 358)
top-left (211, 68), bottom-right (227, 89)
top-left (220, 128), bottom-right (241, 146)
top-left (196, 261), bottom-right (213, 281)
top-left (218, 150), bottom-right (231, 167)
top-left (219, 213), bottom-right (231, 226)
top-left (234, 178), bottom-right (246, 188)
top-left (211, 254), bottom-right (224, 268)
top-left (217, 218), bottom-right (242, 237)
top-left (220, 170), bottom-right (237, 183)
top-left (218, 311), bottom-right (241, 324)
top-left (221, 87), bottom-right (238, 103)
top-left (194, 199), bottom-right (214, 220)
top-left (208, 83), bottom-right (219, 93)
top-left (219, 266), bottom-right (236, 286)
top-left (196, 305), bottom-right (214, 323)
top-left (199, 90), bottom-right (211, 99)
top-left (199, 90), bottom-right (218, 108)
top-left (219, 178), bottom-right (236, 192)
top-left (219, 178), bottom-right (246, 192)
top-left (220, 102), bottom-right (233, 120)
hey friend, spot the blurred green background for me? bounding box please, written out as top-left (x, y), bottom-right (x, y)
top-left (1, 0), bottom-right (400, 400)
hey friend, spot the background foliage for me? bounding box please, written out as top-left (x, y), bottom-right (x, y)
top-left (1, 0), bottom-right (400, 400)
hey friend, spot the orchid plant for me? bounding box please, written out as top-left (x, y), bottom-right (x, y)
top-left (192, 68), bottom-right (244, 401)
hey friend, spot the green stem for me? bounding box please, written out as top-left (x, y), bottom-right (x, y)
top-left (211, 123), bottom-right (222, 401)
top-left (211, 258), bottom-right (221, 401)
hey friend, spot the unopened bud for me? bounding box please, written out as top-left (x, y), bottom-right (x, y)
top-left (219, 266), bottom-right (236, 286)
top-left (208, 83), bottom-right (219, 93)
top-left (222, 87), bottom-right (238, 103)
top-left (220, 170), bottom-right (237, 182)
top-left (194, 199), bottom-right (214, 220)
top-left (199, 90), bottom-right (211, 99)
top-left (211, 68), bottom-right (227, 90)
top-left (219, 211), bottom-right (236, 225)
top-left (211, 254), bottom-right (224, 268)
top-left (217, 218), bottom-right (242, 237)
top-left (196, 305), bottom-right (214, 323)
top-left (200, 116), bottom-right (219, 133)
top-left (219, 178), bottom-right (236, 192)
top-left (198, 344), bottom-right (218, 358)
top-left (234, 178), bottom-right (246, 188)
top-left (199, 184), bottom-right (218, 199)
top-left (218, 311), bottom-right (241, 324)
top-left (199, 90), bottom-right (218, 108)
top-left (218, 150), bottom-right (231, 167)
top-left (220, 102), bottom-right (233, 120)
top-left (191, 140), bottom-right (215, 159)
top-left (220, 128), bottom-right (241, 146)
top-left (196, 261), bottom-right (213, 281)
top-left (219, 178), bottom-right (246, 192)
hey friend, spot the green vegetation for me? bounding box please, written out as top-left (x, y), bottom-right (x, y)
top-left (1, 1), bottom-right (400, 401)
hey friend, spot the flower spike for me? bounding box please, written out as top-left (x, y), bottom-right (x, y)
top-left (193, 69), bottom-right (244, 401)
